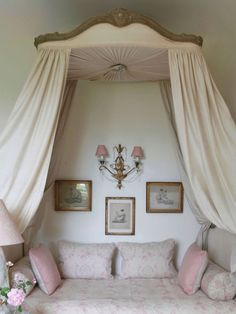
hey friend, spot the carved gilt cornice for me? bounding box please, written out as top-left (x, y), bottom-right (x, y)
top-left (34, 8), bottom-right (203, 48)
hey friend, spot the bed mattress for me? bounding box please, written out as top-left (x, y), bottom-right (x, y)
top-left (24, 277), bottom-right (236, 314)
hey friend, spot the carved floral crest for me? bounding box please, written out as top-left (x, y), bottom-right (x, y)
top-left (34, 8), bottom-right (203, 48)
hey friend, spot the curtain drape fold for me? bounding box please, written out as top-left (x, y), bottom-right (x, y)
top-left (23, 80), bottom-right (77, 251)
top-left (160, 80), bottom-right (209, 225)
top-left (168, 48), bottom-right (236, 233)
top-left (0, 48), bottom-right (71, 232)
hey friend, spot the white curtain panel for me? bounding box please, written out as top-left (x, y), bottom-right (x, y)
top-left (45, 80), bottom-right (77, 190)
top-left (23, 80), bottom-right (77, 251)
top-left (168, 48), bottom-right (236, 233)
top-left (0, 48), bottom-right (70, 233)
top-left (160, 80), bottom-right (208, 225)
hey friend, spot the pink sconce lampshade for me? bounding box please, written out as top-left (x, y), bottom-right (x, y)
top-left (95, 145), bottom-right (109, 158)
top-left (0, 200), bottom-right (24, 246)
top-left (131, 146), bottom-right (144, 159)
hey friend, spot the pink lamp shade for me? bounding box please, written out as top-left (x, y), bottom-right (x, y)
top-left (95, 145), bottom-right (109, 158)
top-left (0, 200), bottom-right (24, 246)
top-left (131, 146), bottom-right (144, 158)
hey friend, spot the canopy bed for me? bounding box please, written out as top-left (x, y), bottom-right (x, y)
top-left (0, 7), bottom-right (236, 313)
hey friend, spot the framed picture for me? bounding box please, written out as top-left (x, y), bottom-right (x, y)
top-left (105, 197), bottom-right (135, 235)
top-left (146, 182), bottom-right (183, 213)
top-left (55, 180), bottom-right (92, 211)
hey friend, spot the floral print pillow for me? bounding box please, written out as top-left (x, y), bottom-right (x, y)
top-left (57, 241), bottom-right (115, 279)
top-left (10, 256), bottom-right (36, 296)
top-left (117, 240), bottom-right (177, 279)
top-left (201, 261), bottom-right (236, 300)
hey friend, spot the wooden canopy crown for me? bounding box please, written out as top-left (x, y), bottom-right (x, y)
top-left (34, 8), bottom-right (203, 48)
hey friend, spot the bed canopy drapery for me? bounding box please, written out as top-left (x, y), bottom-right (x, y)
top-left (0, 8), bottom-right (235, 236)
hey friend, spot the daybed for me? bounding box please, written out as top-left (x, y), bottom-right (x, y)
top-left (25, 277), bottom-right (236, 314)
top-left (21, 228), bottom-right (236, 314)
top-left (1, 7), bottom-right (235, 314)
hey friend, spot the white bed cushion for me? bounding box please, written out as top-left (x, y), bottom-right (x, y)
top-left (201, 261), bottom-right (236, 300)
top-left (25, 277), bottom-right (236, 314)
top-left (117, 240), bottom-right (177, 279)
top-left (10, 256), bottom-right (36, 296)
top-left (57, 241), bottom-right (115, 279)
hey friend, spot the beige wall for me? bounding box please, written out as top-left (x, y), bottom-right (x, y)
top-left (158, 0), bottom-right (236, 120)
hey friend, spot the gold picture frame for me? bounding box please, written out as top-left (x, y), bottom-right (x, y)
top-left (146, 182), bottom-right (183, 213)
top-left (105, 197), bottom-right (135, 235)
top-left (55, 180), bottom-right (92, 211)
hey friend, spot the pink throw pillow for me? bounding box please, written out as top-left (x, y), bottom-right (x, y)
top-left (178, 243), bottom-right (208, 295)
top-left (29, 245), bottom-right (61, 295)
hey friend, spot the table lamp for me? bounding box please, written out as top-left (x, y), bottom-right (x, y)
top-left (0, 200), bottom-right (24, 287)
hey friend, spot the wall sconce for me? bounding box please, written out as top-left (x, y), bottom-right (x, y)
top-left (95, 144), bottom-right (144, 189)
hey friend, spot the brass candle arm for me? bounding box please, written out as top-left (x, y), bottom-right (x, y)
top-left (97, 144), bottom-right (142, 189)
